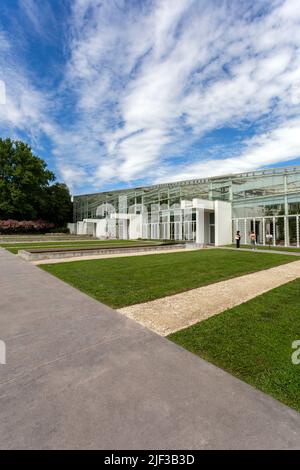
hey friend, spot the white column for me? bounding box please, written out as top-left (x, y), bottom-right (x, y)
top-left (284, 175), bottom-right (289, 215)
top-left (273, 217), bottom-right (276, 246)
top-left (178, 211), bottom-right (182, 240)
top-left (196, 208), bottom-right (205, 245)
top-left (284, 216), bottom-right (289, 247)
top-left (215, 200), bottom-right (232, 246)
top-left (262, 217), bottom-right (266, 245)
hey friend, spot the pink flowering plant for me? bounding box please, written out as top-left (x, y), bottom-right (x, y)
top-left (0, 219), bottom-right (54, 234)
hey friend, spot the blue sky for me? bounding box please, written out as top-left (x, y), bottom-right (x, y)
top-left (1, 0), bottom-right (300, 195)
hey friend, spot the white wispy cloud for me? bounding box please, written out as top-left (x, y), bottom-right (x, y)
top-left (155, 118), bottom-right (300, 182)
top-left (1, 0), bottom-right (300, 192)
top-left (19, 0), bottom-right (44, 35)
top-left (0, 4), bottom-right (62, 158)
top-left (53, 0), bottom-right (300, 191)
top-left (18, 0), bottom-right (60, 41)
top-left (0, 27), bottom-right (48, 139)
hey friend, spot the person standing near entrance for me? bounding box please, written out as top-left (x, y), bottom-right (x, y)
top-left (235, 231), bottom-right (241, 248)
top-left (250, 231), bottom-right (256, 250)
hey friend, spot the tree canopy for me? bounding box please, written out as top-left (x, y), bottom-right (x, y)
top-left (0, 138), bottom-right (72, 226)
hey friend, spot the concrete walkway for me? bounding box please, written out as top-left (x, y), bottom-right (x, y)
top-left (119, 260), bottom-right (300, 336)
top-left (221, 246), bottom-right (300, 256)
top-left (1, 248), bottom-right (300, 449)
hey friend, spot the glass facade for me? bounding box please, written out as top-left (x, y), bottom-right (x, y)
top-left (73, 166), bottom-right (300, 246)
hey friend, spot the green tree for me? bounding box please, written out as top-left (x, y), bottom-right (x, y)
top-left (43, 183), bottom-right (73, 228)
top-left (0, 138), bottom-right (72, 227)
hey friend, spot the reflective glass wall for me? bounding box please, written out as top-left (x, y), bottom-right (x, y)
top-left (73, 179), bottom-right (211, 222)
top-left (74, 166), bottom-right (300, 246)
top-left (232, 216), bottom-right (300, 247)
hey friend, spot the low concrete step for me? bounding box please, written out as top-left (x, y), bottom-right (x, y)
top-left (18, 243), bottom-right (186, 261)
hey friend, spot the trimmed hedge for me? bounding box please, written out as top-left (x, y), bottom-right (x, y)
top-left (0, 219), bottom-right (55, 234)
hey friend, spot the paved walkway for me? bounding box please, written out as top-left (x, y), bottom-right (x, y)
top-left (221, 246), bottom-right (300, 256)
top-left (119, 260), bottom-right (300, 336)
top-left (1, 248), bottom-right (300, 449)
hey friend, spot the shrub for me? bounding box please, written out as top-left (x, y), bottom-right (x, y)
top-left (46, 227), bottom-right (70, 234)
top-left (0, 219), bottom-right (55, 234)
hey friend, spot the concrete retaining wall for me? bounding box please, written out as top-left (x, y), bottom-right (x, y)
top-left (18, 244), bottom-right (186, 262)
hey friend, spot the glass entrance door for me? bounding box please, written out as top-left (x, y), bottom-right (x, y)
top-left (209, 212), bottom-right (215, 245)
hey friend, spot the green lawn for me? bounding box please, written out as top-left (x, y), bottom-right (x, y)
top-left (227, 243), bottom-right (300, 253)
top-left (169, 279), bottom-right (300, 413)
top-left (41, 249), bottom-right (294, 308)
top-left (1, 239), bottom-right (163, 254)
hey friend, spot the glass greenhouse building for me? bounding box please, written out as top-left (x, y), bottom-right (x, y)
top-left (71, 166), bottom-right (300, 247)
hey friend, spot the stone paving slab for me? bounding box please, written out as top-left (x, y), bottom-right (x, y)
top-left (118, 260), bottom-right (300, 336)
top-left (1, 248), bottom-right (300, 449)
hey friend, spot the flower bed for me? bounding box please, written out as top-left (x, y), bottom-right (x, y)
top-left (0, 219), bottom-right (54, 234)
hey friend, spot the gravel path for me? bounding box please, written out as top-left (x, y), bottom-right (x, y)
top-left (118, 260), bottom-right (300, 336)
